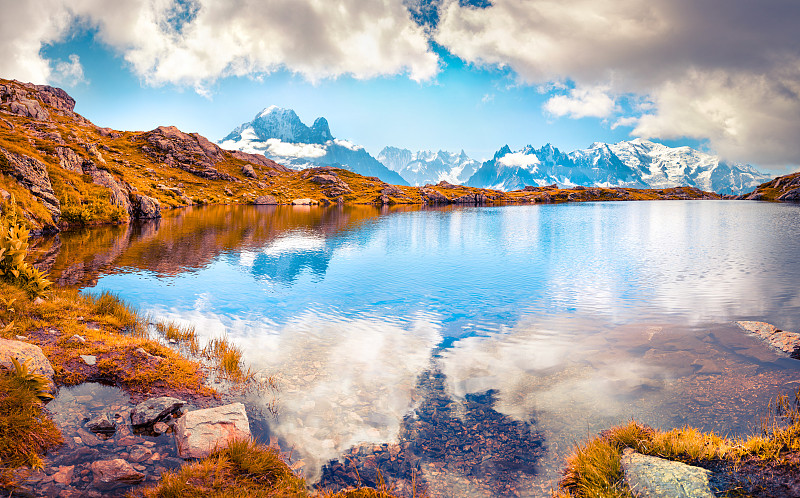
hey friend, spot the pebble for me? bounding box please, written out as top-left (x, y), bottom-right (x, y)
top-left (79, 355), bottom-right (97, 366)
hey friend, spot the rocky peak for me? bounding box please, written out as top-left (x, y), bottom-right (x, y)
top-left (0, 80), bottom-right (77, 122)
top-left (310, 117), bottom-right (333, 142)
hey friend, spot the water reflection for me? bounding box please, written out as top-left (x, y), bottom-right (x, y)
top-left (38, 201), bottom-right (800, 495)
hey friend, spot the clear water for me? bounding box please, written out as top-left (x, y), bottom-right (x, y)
top-left (40, 201), bottom-right (800, 496)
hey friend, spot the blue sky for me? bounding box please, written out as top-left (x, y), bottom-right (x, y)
top-left (3, 0), bottom-right (800, 171)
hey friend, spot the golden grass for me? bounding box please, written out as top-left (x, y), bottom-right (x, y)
top-left (0, 368), bottom-right (64, 487)
top-left (558, 387), bottom-right (800, 497)
top-left (134, 439), bottom-right (405, 498)
top-left (203, 336), bottom-right (249, 382)
top-left (155, 320), bottom-right (200, 355)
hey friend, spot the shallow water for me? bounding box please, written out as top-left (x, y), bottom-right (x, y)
top-left (38, 201), bottom-right (800, 496)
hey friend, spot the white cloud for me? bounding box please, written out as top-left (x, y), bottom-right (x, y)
top-left (434, 0), bottom-right (800, 169)
top-left (51, 54), bottom-right (87, 87)
top-left (0, 0), bottom-right (439, 87)
top-left (265, 138), bottom-right (327, 159)
top-left (543, 85), bottom-right (617, 119)
top-left (497, 151), bottom-right (540, 170)
top-left (632, 69), bottom-right (800, 167)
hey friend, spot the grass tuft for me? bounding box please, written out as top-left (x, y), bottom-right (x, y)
top-left (558, 387), bottom-right (800, 497)
top-left (155, 320), bottom-right (199, 355)
top-left (0, 368), bottom-right (63, 487)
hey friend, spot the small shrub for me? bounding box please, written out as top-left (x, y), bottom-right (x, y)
top-left (0, 196), bottom-right (52, 297)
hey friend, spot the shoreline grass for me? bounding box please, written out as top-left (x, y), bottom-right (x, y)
top-left (556, 386), bottom-right (800, 497)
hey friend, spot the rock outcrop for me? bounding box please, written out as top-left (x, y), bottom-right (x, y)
top-left (740, 171), bottom-right (800, 202)
top-left (141, 126), bottom-right (235, 181)
top-left (621, 449), bottom-right (715, 498)
top-left (736, 321), bottom-right (800, 358)
top-left (0, 338), bottom-right (55, 393)
top-left (0, 147), bottom-right (60, 218)
top-left (174, 402), bottom-right (251, 459)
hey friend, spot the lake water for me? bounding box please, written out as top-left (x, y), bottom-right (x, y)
top-left (38, 200), bottom-right (800, 496)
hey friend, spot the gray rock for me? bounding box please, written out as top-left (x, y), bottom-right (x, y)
top-left (0, 338), bottom-right (55, 393)
top-left (621, 448), bottom-right (714, 498)
top-left (68, 335), bottom-right (86, 344)
top-left (90, 459), bottom-right (145, 490)
top-left (253, 195), bottom-right (278, 205)
top-left (86, 414), bottom-right (116, 435)
top-left (129, 193), bottom-right (161, 219)
top-left (241, 163), bottom-right (257, 178)
top-left (130, 396), bottom-right (186, 427)
top-left (174, 402), bottom-right (251, 459)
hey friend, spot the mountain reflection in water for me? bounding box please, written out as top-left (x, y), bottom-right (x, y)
top-left (38, 201), bottom-right (800, 496)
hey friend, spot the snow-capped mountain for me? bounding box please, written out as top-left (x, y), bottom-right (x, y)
top-left (377, 147), bottom-right (481, 186)
top-left (219, 107), bottom-right (408, 186)
top-left (466, 139), bottom-right (771, 194)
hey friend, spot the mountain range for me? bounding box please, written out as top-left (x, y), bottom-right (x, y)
top-left (220, 107), bottom-right (772, 194)
top-left (219, 107), bottom-right (408, 186)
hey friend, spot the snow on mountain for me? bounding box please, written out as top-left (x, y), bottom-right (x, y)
top-left (466, 139), bottom-right (772, 194)
top-left (377, 147), bottom-right (481, 186)
top-left (219, 108), bottom-right (408, 186)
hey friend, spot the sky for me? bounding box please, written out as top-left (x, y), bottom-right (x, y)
top-left (1, 0), bottom-right (799, 173)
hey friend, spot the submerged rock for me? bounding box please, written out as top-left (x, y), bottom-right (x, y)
top-left (621, 449), bottom-right (714, 498)
top-left (174, 402), bottom-right (251, 459)
top-left (85, 413), bottom-right (116, 435)
top-left (131, 396), bottom-right (186, 427)
top-left (90, 458), bottom-right (145, 490)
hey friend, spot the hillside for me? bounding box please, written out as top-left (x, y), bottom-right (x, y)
top-left (738, 171), bottom-right (800, 201)
top-left (1, 79), bottom-right (723, 235)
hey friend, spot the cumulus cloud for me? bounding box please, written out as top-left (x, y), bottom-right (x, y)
top-left (0, 0), bottom-right (439, 88)
top-left (544, 85), bottom-right (617, 119)
top-left (434, 0), bottom-right (800, 168)
top-left (51, 54), bottom-right (87, 87)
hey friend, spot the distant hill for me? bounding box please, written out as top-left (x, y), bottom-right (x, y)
top-left (219, 107), bottom-right (408, 186)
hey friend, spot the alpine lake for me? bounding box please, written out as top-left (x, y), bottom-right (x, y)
top-left (32, 200), bottom-right (800, 497)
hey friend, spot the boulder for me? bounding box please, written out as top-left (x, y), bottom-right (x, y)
top-left (174, 402), bottom-right (251, 459)
top-left (129, 193), bottom-right (161, 219)
top-left (86, 414), bottom-right (116, 435)
top-left (621, 449), bottom-right (714, 498)
top-left (253, 195), bottom-right (278, 205)
top-left (241, 163), bottom-right (257, 179)
top-left (0, 338), bottom-right (55, 393)
top-left (90, 459), bottom-right (145, 490)
top-left (131, 396), bottom-right (186, 427)
top-left (291, 198), bottom-right (317, 205)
